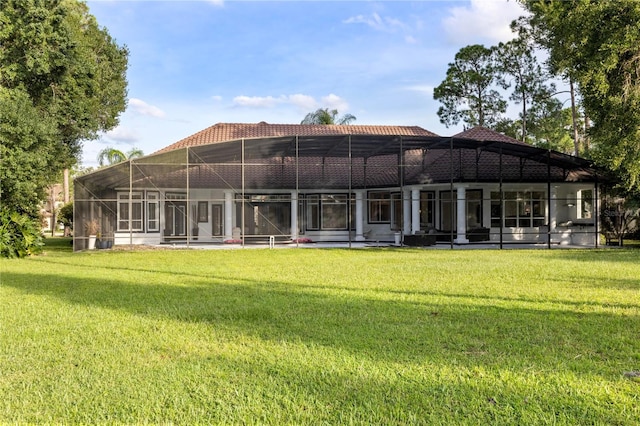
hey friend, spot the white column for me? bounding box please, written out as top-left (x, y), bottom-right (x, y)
top-left (549, 186), bottom-right (557, 243)
top-left (355, 191), bottom-right (365, 241)
top-left (403, 189), bottom-right (411, 235)
top-left (290, 191), bottom-right (298, 240)
top-left (411, 189), bottom-right (421, 234)
top-left (224, 191), bottom-right (233, 239)
top-left (455, 185), bottom-right (469, 244)
top-left (549, 186), bottom-right (557, 231)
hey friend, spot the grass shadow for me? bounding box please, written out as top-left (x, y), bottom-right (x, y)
top-left (4, 270), bottom-right (638, 379)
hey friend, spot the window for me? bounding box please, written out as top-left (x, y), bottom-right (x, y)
top-left (307, 195), bottom-right (319, 230)
top-left (491, 192), bottom-right (502, 227)
top-left (391, 192), bottom-right (402, 231)
top-left (466, 190), bottom-right (482, 229)
top-left (304, 193), bottom-right (354, 231)
top-left (322, 194), bottom-right (348, 230)
top-left (531, 192), bottom-right (546, 226)
top-left (197, 201), bottom-right (208, 222)
top-left (420, 191), bottom-right (435, 228)
top-left (118, 192), bottom-right (143, 231)
top-left (368, 191), bottom-right (391, 223)
top-left (491, 191), bottom-right (546, 227)
top-left (235, 194), bottom-right (292, 236)
top-left (439, 190), bottom-right (482, 231)
top-left (440, 190), bottom-right (456, 231)
top-left (211, 204), bottom-right (223, 236)
top-left (147, 192), bottom-right (159, 232)
top-left (577, 189), bottom-right (593, 219)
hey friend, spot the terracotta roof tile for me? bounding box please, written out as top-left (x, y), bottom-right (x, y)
top-left (155, 122), bottom-right (439, 154)
top-left (453, 126), bottom-right (529, 146)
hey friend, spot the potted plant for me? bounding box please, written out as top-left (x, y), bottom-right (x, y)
top-left (84, 219), bottom-right (100, 250)
top-left (96, 231), bottom-right (111, 249)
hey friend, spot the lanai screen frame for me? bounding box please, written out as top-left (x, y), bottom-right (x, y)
top-left (74, 134), bottom-right (607, 251)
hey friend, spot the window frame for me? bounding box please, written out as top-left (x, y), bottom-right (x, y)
top-left (146, 191), bottom-right (160, 232)
top-left (491, 191), bottom-right (546, 228)
top-left (321, 194), bottom-right (349, 230)
top-left (117, 191), bottom-right (144, 232)
top-left (577, 189), bottom-right (594, 220)
top-left (368, 191), bottom-right (391, 224)
top-left (420, 191), bottom-right (435, 229)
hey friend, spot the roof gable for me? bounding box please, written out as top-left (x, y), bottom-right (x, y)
top-left (453, 126), bottom-right (528, 146)
top-left (156, 122), bottom-right (439, 154)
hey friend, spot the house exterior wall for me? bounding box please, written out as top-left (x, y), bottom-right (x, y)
top-left (94, 182), bottom-right (599, 248)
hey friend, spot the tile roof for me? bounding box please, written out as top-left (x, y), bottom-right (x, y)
top-left (453, 126), bottom-right (529, 146)
top-left (156, 122), bottom-right (440, 154)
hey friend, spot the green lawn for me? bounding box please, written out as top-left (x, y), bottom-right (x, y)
top-left (1, 238), bottom-right (639, 424)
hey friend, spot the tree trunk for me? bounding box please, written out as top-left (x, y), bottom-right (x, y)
top-left (570, 79), bottom-right (580, 156)
top-left (521, 90), bottom-right (527, 143)
top-left (63, 168), bottom-right (69, 203)
top-left (584, 115), bottom-right (591, 152)
top-left (50, 186), bottom-right (56, 237)
top-left (63, 168), bottom-right (71, 237)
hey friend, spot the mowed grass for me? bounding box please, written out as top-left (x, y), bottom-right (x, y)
top-left (1, 239), bottom-right (639, 424)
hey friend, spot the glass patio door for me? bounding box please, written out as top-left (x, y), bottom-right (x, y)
top-left (211, 204), bottom-right (223, 236)
top-left (164, 201), bottom-right (187, 238)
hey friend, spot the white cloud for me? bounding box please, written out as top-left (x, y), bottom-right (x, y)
top-left (344, 12), bottom-right (407, 33)
top-left (287, 94), bottom-right (317, 111)
top-left (344, 13), bottom-right (384, 30)
top-left (128, 98), bottom-right (166, 118)
top-left (232, 93), bottom-right (350, 113)
top-left (105, 126), bottom-right (140, 143)
top-left (442, 0), bottom-right (525, 45)
top-left (321, 94), bottom-right (349, 112)
top-left (233, 95), bottom-right (281, 108)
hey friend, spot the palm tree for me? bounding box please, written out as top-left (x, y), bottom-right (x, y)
top-left (97, 147), bottom-right (144, 166)
top-left (301, 108), bottom-right (356, 125)
top-left (126, 148), bottom-right (144, 159)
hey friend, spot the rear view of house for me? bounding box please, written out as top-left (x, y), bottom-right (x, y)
top-left (74, 122), bottom-right (606, 250)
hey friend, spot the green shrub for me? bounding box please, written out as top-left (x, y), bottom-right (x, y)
top-left (0, 208), bottom-right (44, 258)
top-left (57, 202), bottom-right (73, 230)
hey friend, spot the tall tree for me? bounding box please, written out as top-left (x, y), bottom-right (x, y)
top-left (301, 108), bottom-right (356, 125)
top-left (433, 44), bottom-right (508, 128)
top-left (520, 0), bottom-right (640, 190)
top-left (0, 87), bottom-right (60, 216)
top-left (0, 0), bottom-right (128, 215)
top-left (496, 38), bottom-right (556, 142)
top-left (527, 104), bottom-right (577, 154)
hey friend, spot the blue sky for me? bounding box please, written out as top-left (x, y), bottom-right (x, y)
top-left (83, 0), bottom-right (526, 167)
